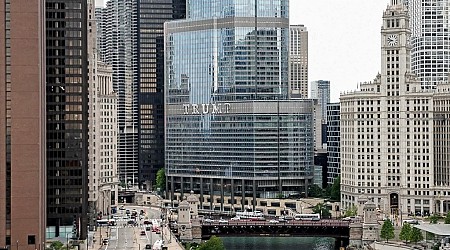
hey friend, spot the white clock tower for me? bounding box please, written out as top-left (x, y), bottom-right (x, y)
top-left (381, 1), bottom-right (411, 96)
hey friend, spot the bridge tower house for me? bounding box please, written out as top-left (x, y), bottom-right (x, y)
top-left (178, 197), bottom-right (193, 241)
top-left (362, 199), bottom-right (379, 244)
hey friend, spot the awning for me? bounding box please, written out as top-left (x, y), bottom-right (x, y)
top-left (414, 224), bottom-right (450, 236)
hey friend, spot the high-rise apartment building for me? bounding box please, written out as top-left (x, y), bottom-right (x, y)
top-left (46, 0), bottom-right (89, 239)
top-left (341, 1), bottom-right (450, 216)
top-left (310, 80), bottom-right (330, 124)
top-left (403, 0), bottom-right (450, 88)
top-left (96, 0), bottom-right (186, 188)
top-left (0, 0), bottom-right (46, 248)
top-left (96, 0), bottom-right (139, 186)
top-left (289, 25), bottom-right (308, 98)
top-left (326, 103), bottom-right (340, 185)
top-left (137, 0), bottom-right (186, 189)
top-left (165, 0), bottom-right (315, 209)
top-left (88, 0), bottom-right (118, 221)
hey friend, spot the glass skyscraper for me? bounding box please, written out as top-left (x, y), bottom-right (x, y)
top-left (165, 0), bottom-right (314, 210)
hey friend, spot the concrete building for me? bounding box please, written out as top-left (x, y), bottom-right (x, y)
top-left (403, 0), bottom-right (450, 88)
top-left (327, 102), bottom-right (340, 185)
top-left (310, 80), bottom-right (330, 124)
top-left (165, 0), bottom-right (315, 210)
top-left (290, 25), bottom-right (308, 99)
top-left (89, 0), bottom-right (119, 220)
top-left (46, 0), bottom-right (89, 240)
top-left (340, 1), bottom-right (450, 217)
top-left (96, 0), bottom-right (139, 186)
top-left (96, 0), bottom-right (187, 189)
top-left (0, 0), bottom-right (46, 248)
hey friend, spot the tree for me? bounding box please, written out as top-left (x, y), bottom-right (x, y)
top-left (409, 227), bottom-right (423, 243)
top-left (331, 176), bottom-right (341, 201)
top-left (344, 205), bottom-right (358, 217)
top-left (47, 241), bottom-right (64, 250)
top-left (198, 236), bottom-right (225, 250)
top-left (445, 211), bottom-right (450, 224)
top-left (399, 223), bottom-right (412, 243)
top-left (308, 184), bottom-right (323, 198)
top-left (156, 168), bottom-right (165, 191)
top-left (312, 203), bottom-right (331, 219)
top-left (380, 219), bottom-right (395, 242)
top-left (429, 214), bottom-right (439, 224)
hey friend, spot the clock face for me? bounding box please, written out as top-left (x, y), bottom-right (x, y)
top-left (387, 34), bottom-right (398, 46)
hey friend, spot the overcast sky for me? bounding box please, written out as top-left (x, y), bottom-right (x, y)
top-left (95, 0), bottom-right (391, 101)
top-left (290, 0), bottom-right (391, 101)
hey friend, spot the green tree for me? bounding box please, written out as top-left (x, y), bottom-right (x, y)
top-left (312, 203), bottom-right (331, 219)
top-left (429, 214), bottom-right (439, 224)
top-left (399, 223), bottom-right (412, 243)
top-left (409, 227), bottom-right (423, 243)
top-left (380, 219), bottom-right (395, 242)
top-left (308, 184), bottom-right (324, 198)
top-left (331, 176), bottom-right (341, 201)
top-left (47, 241), bottom-right (64, 250)
top-left (156, 168), bottom-right (165, 191)
top-left (344, 205), bottom-right (358, 217)
top-left (198, 236), bottom-right (225, 250)
top-left (445, 211), bottom-right (450, 224)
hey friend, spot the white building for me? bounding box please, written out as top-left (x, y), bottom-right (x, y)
top-left (290, 25), bottom-right (308, 99)
top-left (404, 0), bottom-right (450, 88)
top-left (340, 1), bottom-right (450, 217)
top-left (88, 0), bottom-right (119, 217)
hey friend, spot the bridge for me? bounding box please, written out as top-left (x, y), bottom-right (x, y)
top-left (201, 219), bottom-right (351, 247)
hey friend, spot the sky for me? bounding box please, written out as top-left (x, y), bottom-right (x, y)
top-left (95, 0), bottom-right (391, 102)
top-left (290, 0), bottom-right (391, 101)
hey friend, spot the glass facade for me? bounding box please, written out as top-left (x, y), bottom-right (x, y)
top-left (138, 0), bottom-right (186, 187)
top-left (165, 0), bottom-right (314, 205)
top-left (326, 103), bottom-right (340, 185)
top-left (46, 0), bottom-right (89, 239)
top-left (187, 0), bottom-right (288, 20)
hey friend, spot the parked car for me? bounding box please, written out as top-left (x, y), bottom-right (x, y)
top-left (403, 219), bottom-right (419, 225)
top-left (231, 217), bottom-right (241, 221)
top-left (204, 218), bottom-right (214, 223)
top-left (145, 244), bottom-right (152, 249)
top-left (218, 218), bottom-right (228, 224)
top-left (140, 230), bottom-right (146, 236)
top-left (269, 219), bottom-right (279, 224)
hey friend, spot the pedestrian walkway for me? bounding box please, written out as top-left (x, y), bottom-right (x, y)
top-left (161, 224), bottom-right (184, 250)
top-left (89, 226), bottom-right (109, 250)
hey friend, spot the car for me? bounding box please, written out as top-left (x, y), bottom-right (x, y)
top-left (218, 219), bottom-right (228, 224)
top-left (102, 239), bottom-right (109, 245)
top-left (403, 219), bottom-right (419, 225)
top-left (146, 226), bottom-right (151, 231)
top-left (269, 219), bottom-right (279, 224)
top-left (140, 230), bottom-right (146, 236)
top-left (278, 217), bottom-right (287, 222)
top-left (145, 244), bottom-right (152, 249)
top-left (143, 220), bottom-right (152, 225)
top-left (284, 216), bottom-right (294, 221)
top-left (204, 218), bottom-right (214, 223)
top-left (231, 217), bottom-right (240, 221)
top-left (119, 205), bottom-right (125, 210)
top-left (343, 216), bottom-right (361, 222)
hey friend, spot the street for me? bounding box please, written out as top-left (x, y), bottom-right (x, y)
top-left (100, 205), bottom-right (162, 250)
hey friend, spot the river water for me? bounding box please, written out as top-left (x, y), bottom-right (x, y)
top-left (222, 237), bottom-right (335, 250)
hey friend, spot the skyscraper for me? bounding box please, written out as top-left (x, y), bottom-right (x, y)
top-left (326, 103), bottom-right (340, 185)
top-left (289, 25), bottom-right (308, 99)
top-left (97, 0), bottom-right (186, 188)
top-left (137, 0), bottom-right (186, 189)
top-left (404, 0), bottom-right (450, 88)
top-left (340, 1), bottom-right (450, 216)
top-left (96, 0), bottom-right (139, 185)
top-left (165, 0), bottom-right (315, 209)
top-left (46, 0), bottom-right (89, 239)
top-left (0, 0), bottom-right (46, 248)
top-left (310, 80), bottom-right (330, 124)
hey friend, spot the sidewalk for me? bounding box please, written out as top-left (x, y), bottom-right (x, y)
top-left (90, 226), bottom-right (108, 250)
top-left (162, 224), bottom-right (184, 250)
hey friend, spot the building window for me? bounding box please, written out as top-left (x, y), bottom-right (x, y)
top-left (28, 235), bottom-right (36, 245)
